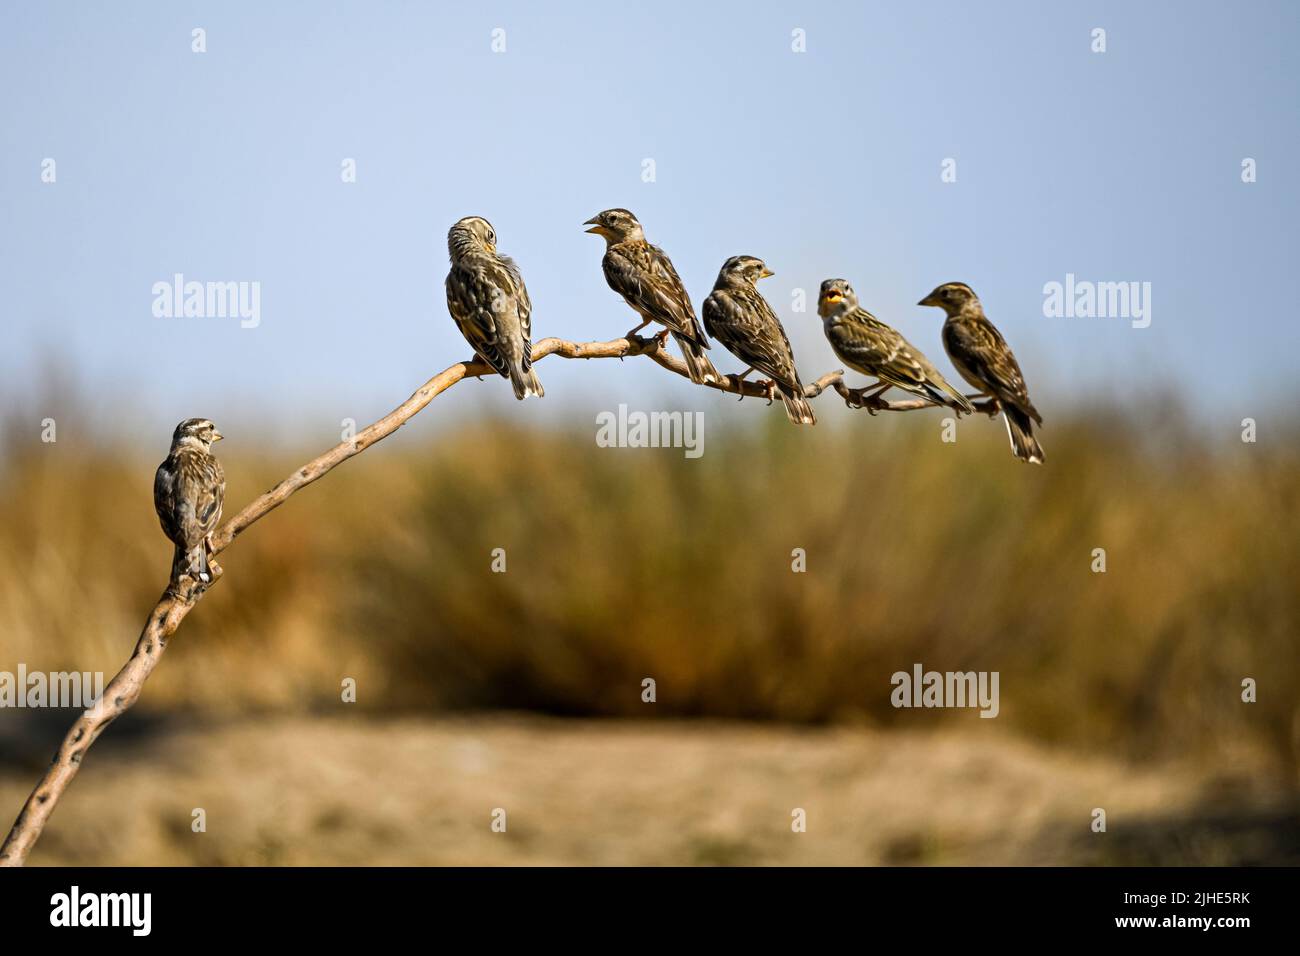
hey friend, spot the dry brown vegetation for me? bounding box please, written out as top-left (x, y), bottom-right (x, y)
top-left (0, 401), bottom-right (1297, 863)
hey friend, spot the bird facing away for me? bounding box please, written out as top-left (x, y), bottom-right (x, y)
top-left (918, 282), bottom-right (1045, 463)
top-left (446, 216), bottom-right (544, 400)
top-left (702, 256), bottom-right (817, 425)
top-left (818, 279), bottom-right (973, 414)
top-left (154, 418), bottom-right (226, 587)
top-left (584, 208), bottom-right (721, 385)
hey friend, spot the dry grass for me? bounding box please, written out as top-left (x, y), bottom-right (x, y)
top-left (1, 402), bottom-right (1297, 798)
top-left (2, 395), bottom-right (1300, 868)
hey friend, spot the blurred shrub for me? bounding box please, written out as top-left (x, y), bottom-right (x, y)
top-left (1, 404), bottom-right (1295, 783)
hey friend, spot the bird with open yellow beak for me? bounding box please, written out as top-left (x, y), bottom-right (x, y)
top-left (818, 279), bottom-right (972, 413)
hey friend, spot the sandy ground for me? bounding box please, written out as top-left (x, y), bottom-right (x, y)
top-left (1, 714), bottom-right (1294, 866)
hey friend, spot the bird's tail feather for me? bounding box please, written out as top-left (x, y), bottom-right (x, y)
top-left (780, 387), bottom-right (817, 426)
top-left (674, 333), bottom-right (721, 385)
top-left (508, 363), bottom-right (545, 400)
top-left (919, 381), bottom-right (973, 413)
top-left (174, 544), bottom-right (211, 585)
top-left (935, 381), bottom-right (975, 414)
top-left (1003, 406), bottom-right (1044, 464)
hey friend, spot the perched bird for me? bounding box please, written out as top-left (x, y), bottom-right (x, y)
top-left (702, 256), bottom-right (817, 425)
top-left (154, 418), bottom-right (226, 586)
top-left (918, 282), bottom-right (1044, 463)
top-left (818, 279), bottom-right (973, 414)
top-left (446, 216), bottom-right (544, 400)
top-left (584, 208), bottom-right (720, 385)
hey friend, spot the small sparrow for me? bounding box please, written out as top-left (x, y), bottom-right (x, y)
top-left (703, 256), bottom-right (816, 425)
top-left (584, 208), bottom-right (720, 385)
top-left (446, 216), bottom-right (544, 400)
top-left (154, 418), bottom-right (226, 586)
top-left (918, 282), bottom-right (1044, 463)
top-left (818, 279), bottom-right (973, 413)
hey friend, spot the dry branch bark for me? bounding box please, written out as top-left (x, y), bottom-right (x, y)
top-left (0, 331), bottom-right (970, 866)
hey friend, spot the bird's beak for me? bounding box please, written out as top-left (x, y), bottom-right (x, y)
top-left (584, 217), bottom-right (609, 237)
top-left (917, 294), bottom-right (938, 307)
top-left (821, 292), bottom-right (842, 305)
top-left (211, 430), bottom-right (224, 442)
top-left (760, 268), bottom-right (774, 279)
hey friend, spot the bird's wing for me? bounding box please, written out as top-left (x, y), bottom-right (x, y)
top-left (153, 461), bottom-right (175, 529)
top-left (199, 456), bottom-right (225, 536)
top-left (704, 288), bottom-right (802, 390)
top-left (835, 315), bottom-right (971, 409)
top-left (830, 311), bottom-right (917, 383)
top-left (446, 263), bottom-right (511, 377)
top-left (648, 244), bottom-right (709, 345)
top-left (499, 255), bottom-right (535, 368)
top-left (603, 244), bottom-right (705, 344)
top-left (944, 317), bottom-right (1041, 423)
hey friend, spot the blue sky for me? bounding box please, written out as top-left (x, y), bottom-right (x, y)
top-left (1, 0), bottom-right (1296, 443)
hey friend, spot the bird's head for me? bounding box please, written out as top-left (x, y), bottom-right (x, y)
top-left (918, 281), bottom-right (979, 316)
top-left (172, 418), bottom-right (223, 452)
top-left (448, 216), bottom-right (498, 261)
top-left (817, 278), bottom-right (858, 318)
top-left (583, 208), bottom-right (643, 243)
top-left (717, 255), bottom-right (773, 288)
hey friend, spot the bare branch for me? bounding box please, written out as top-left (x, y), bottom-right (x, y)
top-left (0, 331), bottom-right (957, 865)
top-left (832, 380), bottom-right (1001, 416)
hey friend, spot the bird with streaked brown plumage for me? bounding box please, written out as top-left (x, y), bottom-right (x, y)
top-left (584, 208), bottom-right (720, 386)
top-left (703, 255), bottom-right (816, 425)
top-left (446, 216), bottom-right (544, 400)
top-left (919, 282), bottom-right (1044, 463)
top-left (818, 278), bottom-right (973, 414)
top-left (153, 418), bottom-right (226, 587)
